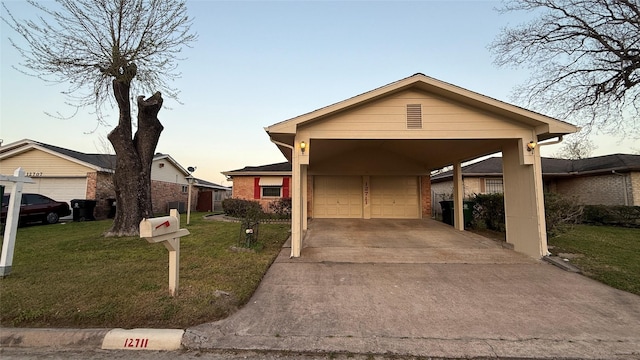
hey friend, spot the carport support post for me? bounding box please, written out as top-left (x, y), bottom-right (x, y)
top-left (502, 140), bottom-right (548, 258)
top-left (291, 142), bottom-right (303, 257)
top-left (452, 161), bottom-right (464, 231)
top-left (0, 168), bottom-right (34, 277)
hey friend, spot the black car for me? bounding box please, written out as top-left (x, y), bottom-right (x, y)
top-left (1, 193), bottom-right (71, 225)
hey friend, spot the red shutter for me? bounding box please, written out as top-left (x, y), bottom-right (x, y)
top-left (283, 177), bottom-right (290, 198)
top-left (254, 178), bottom-right (260, 199)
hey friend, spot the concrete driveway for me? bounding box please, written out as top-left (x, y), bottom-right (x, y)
top-left (184, 219), bottom-right (640, 359)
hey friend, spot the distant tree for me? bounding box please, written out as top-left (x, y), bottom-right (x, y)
top-left (553, 135), bottom-right (597, 160)
top-left (490, 0), bottom-right (639, 136)
top-left (2, 0), bottom-right (196, 236)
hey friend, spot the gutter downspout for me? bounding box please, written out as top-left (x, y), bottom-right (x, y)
top-left (269, 139), bottom-right (297, 258)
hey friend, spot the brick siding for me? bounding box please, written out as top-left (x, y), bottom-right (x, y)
top-left (631, 172), bottom-right (640, 206)
top-left (420, 176), bottom-right (431, 218)
top-left (231, 176), bottom-right (292, 212)
top-left (554, 174), bottom-right (630, 206)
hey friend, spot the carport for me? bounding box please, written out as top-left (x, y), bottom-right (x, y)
top-left (265, 73), bottom-right (577, 259)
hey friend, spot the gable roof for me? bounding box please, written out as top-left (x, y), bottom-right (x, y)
top-left (0, 139), bottom-right (190, 176)
top-left (1, 139), bottom-right (115, 172)
top-left (222, 162), bottom-right (292, 177)
top-left (431, 154), bottom-right (640, 182)
top-left (266, 73), bottom-right (578, 142)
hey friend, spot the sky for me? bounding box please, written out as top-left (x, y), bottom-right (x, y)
top-left (1, 0), bottom-right (637, 185)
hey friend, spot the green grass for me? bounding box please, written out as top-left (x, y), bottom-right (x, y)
top-left (548, 225), bottom-right (640, 295)
top-left (0, 213), bottom-right (290, 328)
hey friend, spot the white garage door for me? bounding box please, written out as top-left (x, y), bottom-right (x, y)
top-left (370, 176), bottom-right (420, 219)
top-left (314, 176), bottom-right (362, 218)
top-left (21, 177), bottom-right (87, 205)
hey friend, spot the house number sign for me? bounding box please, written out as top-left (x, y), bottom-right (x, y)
top-left (25, 172), bottom-right (43, 177)
top-left (123, 338), bottom-right (150, 348)
top-left (363, 180), bottom-right (369, 205)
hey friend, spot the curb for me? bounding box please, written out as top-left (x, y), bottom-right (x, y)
top-left (0, 328), bottom-right (109, 349)
top-left (0, 327), bottom-right (184, 351)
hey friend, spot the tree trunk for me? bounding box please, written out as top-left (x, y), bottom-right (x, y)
top-left (105, 78), bottom-right (163, 237)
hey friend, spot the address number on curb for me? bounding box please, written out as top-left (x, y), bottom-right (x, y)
top-left (124, 338), bottom-right (149, 348)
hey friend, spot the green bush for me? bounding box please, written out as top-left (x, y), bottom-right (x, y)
top-left (222, 198), bottom-right (264, 218)
top-left (471, 193), bottom-right (505, 232)
top-left (469, 192), bottom-right (583, 237)
top-left (268, 198), bottom-right (292, 219)
top-left (583, 205), bottom-right (640, 228)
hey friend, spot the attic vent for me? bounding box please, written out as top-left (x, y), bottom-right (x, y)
top-left (406, 104), bottom-right (422, 129)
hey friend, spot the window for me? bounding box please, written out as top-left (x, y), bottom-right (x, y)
top-left (261, 186), bottom-right (282, 197)
top-left (181, 185), bottom-right (188, 193)
top-left (485, 178), bottom-right (504, 193)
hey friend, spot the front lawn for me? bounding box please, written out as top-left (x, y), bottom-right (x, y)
top-left (0, 213), bottom-right (290, 328)
top-left (548, 225), bottom-right (640, 295)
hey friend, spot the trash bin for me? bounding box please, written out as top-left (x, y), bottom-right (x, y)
top-left (439, 200), bottom-right (475, 227)
top-left (71, 199), bottom-right (97, 221)
top-left (440, 200), bottom-right (454, 226)
top-left (107, 199), bottom-right (116, 219)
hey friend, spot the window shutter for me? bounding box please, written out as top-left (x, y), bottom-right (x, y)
top-left (406, 104), bottom-right (422, 129)
top-left (283, 177), bottom-right (290, 198)
top-left (254, 178), bottom-right (261, 199)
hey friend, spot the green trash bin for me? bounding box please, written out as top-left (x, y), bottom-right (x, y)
top-left (440, 200), bottom-right (475, 227)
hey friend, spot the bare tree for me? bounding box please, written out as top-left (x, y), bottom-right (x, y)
top-left (552, 135), bottom-right (597, 159)
top-left (2, 0), bottom-right (196, 236)
top-left (490, 0), bottom-right (640, 136)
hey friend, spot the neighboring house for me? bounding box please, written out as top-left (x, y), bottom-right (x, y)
top-left (431, 154), bottom-right (640, 213)
top-left (222, 162), bottom-right (292, 211)
top-left (194, 178), bottom-right (232, 212)
top-left (260, 73), bottom-right (578, 259)
top-left (0, 139), bottom-right (199, 219)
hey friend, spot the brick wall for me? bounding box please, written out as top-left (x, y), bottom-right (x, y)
top-left (231, 176), bottom-right (292, 212)
top-left (151, 180), bottom-right (196, 215)
top-left (420, 175), bottom-right (431, 219)
top-left (631, 172), bottom-right (640, 206)
top-left (555, 173), bottom-right (629, 205)
top-left (85, 171), bottom-right (115, 220)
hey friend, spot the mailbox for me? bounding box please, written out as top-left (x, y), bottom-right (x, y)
top-left (139, 209), bottom-right (189, 296)
top-left (140, 216), bottom-right (179, 238)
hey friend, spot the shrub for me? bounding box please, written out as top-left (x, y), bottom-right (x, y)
top-left (544, 192), bottom-right (583, 237)
top-left (471, 193), bottom-right (505, 232)
top-left (469, 192), bottom-right (583, 237)
top-left (582, 205), bottom-right (640, 228)
top-left (222, 198), bottom-right (264, 218)
top-left (268, 198), bottom-right (292, 219)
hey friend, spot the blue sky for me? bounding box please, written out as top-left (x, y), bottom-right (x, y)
top-left (1, 0), bottom-right (637, 184)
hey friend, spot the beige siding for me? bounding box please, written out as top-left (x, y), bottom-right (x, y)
top-left (302, 89), bottom-right (529, 139)
top-left (0, 148), bottom-right (94, 176)
top-left (151, 160), bottom-right (188, 184)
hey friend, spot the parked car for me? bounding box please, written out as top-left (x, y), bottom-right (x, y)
top-left (1, 193), bottom-right (71, 225)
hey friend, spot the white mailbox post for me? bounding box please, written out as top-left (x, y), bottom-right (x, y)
top-left (139, 209), bottom-right (189, 296)
top-left (1, 168), bottom-right (35, 277)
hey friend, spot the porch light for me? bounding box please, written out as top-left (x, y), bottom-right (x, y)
top-left (300, 141), bottom-right (306, 153)
top-left (527, 141), bottom-right (537, 151)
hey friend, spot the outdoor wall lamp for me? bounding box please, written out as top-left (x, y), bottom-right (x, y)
top-left (527, 141), bottom-right (537, 152)
top-left (300, 141), bottom-right (306, 154)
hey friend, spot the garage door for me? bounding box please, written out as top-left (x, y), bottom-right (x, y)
top-left (21, 177), bottom-right (87, 205)
top-left (314, 176), bottom-right (362, 218)
top-left (370, 176), bottom-right (420, 218)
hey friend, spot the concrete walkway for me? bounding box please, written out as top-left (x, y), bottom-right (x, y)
top-left (184, 219), bottom-right (640, 359)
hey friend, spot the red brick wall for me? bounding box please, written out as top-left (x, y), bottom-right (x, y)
top-left (151, 180), bottom-right (196, 215)
top-left (231, 176), bottom-right (292, 212)
top-left (420, 175), bottom-right (431, 219)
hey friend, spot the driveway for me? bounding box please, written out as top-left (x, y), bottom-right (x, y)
top-left (184, 219), bottom-right (640, 359)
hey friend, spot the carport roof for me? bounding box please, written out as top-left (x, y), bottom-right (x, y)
top-left (265, 73), bottom-right (578, 152)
